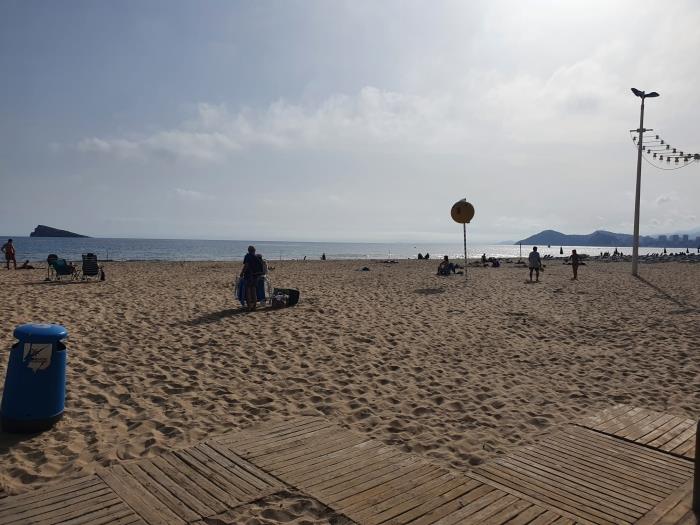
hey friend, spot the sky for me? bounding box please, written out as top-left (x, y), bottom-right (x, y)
top-left (1, 0), bottom-right (699, 243)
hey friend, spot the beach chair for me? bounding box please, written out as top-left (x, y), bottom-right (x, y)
top-left (46, 254), bottom-right (58, 281)
top-left (234, 275), bottom-right (272, 307)
top-left (80, 253), bottom-right (101, 281)
top-left (50, 258), bottom-right (77, 281)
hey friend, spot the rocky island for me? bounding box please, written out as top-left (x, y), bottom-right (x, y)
top-left (29, 225), bottom-right (89, 238)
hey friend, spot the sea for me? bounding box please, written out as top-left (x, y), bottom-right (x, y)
top-left (0, 236), bottom-right (683, 263)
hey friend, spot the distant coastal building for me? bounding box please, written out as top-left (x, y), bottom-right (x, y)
top-left (682, 234), bottom-right (689, 242)
top-left (670, 234), bottom-right (680, 242)
top-left (658, 234), bottom-right (667, 242)
top-left (696, 236), bottom-right (700, 245)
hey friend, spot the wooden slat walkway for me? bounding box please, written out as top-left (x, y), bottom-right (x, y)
top-left (0, 441), bottom-right (285, 525)
top-left (469, 425), bottom-right (695, 525)
top-left (211, 416), bottom-right (561, 524)
top-left (635, 479), bottom-right (698, 525)
top-left (0, 474), bottom-right (146, 525)
top-left (0, 408), bottom-right (696, 524)
top-left (577, 404), bottom-right (696, 459)
top-left (98, 441), bottom-right (285, 525)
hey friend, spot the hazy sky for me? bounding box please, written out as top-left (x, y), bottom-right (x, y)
top-left (1, 0), bottom-right (699, 242)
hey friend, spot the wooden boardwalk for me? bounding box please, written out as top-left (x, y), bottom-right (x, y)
top-left (0, 474), bottom-right (146, 525)
top-left (469, 425), bottom-right (693, 524)
top-left (211, 416), bottom-right (559, 524)
top-left (97, 441), bottom-right (285, 525)
top-left (577, 404), bottom-right (696, 460)
top-left (0, 407), bottom-right (696, 524)
top-left (0, 441), bottom-right (284, 525)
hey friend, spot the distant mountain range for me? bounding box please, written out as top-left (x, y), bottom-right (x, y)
top-left (515, 229), bottom-right (699, 248)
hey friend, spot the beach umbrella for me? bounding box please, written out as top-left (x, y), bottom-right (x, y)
top-left (451, 199), bottom-right (475, 279)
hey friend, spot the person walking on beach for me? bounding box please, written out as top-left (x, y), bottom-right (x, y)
top-left (528, 246), bottom-right (541, 282)
top-left (1, 239), bottom-right (16, 270)
top-left (570, 249), bottom-right (580, 280)
top-left (240, 245), bottom-right (264, 311)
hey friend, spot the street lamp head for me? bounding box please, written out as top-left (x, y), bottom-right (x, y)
top-left (631, 87), bottom-right (660, 98)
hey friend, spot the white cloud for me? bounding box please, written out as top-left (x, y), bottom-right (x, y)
top-left (75, 89), bottom-right (475, 162)
top-left (174, 188), bottom-right (215, 201)
top-left (74, 68), bottom-right (633, 164)
top-left (655, 192), bottom-right (678, 206)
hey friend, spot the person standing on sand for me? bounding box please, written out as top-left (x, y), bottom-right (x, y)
top-left (528, 246), bottom-right (541, 282)
top-left (240, 245), bottom-right (264, 311)
top-left (1, 239), bottom-right (16, 270)
top-left (570, 249), bottom-right (580, 280)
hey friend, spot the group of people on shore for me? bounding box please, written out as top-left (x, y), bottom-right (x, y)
top-left (524, 246), bottom-right (580, 282)
top-left (523, 246), bottom-right (580, 282)
top-left (433, 246), bottom-right (581, 282)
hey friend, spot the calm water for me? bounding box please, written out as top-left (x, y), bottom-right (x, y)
top-left (0, 236), bottom-right (680, 263)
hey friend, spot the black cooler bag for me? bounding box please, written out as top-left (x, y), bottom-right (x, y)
top-left (273, 288), bottom-right (300, 306)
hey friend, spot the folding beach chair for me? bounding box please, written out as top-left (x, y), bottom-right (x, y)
top-left (50, 258), bottom-right (77, 281)
top-left (234, 275), bottom-right (272, 308)
top-left (80, 253), bottom-right (101, 281)
top-left (46, 254), bottom-right (58, 281)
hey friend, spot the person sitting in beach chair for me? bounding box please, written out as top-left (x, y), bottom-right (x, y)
top-left (80, 253), bottom-right (102, 281)
top-left (50, 258), bottom-right (77, 281)
top-left (437, 255), bottom-right (457, 275)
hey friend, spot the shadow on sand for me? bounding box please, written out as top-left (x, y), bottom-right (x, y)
top-left (0, 428), bottom-right (42, 454)
top-left (635, 275), bottom-right (698, 312)
top-left (22, 279), bottom-right (96, 287)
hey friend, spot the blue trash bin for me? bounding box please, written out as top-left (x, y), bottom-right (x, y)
top-left (1, 323), bottom-right (68, 433)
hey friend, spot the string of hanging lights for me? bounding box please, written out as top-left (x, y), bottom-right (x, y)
top-left (630, 131), bottom-right (700, 170)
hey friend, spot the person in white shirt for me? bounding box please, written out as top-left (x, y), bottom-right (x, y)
top-left (528, 246), bottom-right (542, 282)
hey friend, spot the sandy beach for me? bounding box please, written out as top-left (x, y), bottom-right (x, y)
top-left (1, 258), bottom-right (698, 520)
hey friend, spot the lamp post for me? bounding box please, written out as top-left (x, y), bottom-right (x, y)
top-left (630, 87), bottom-right (659, 277)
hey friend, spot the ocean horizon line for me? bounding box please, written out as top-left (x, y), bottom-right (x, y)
top-left (3, 235), bottom-right (505, 245)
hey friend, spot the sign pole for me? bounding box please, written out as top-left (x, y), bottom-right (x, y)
top-left (463, 223), bottom-right (467, 279)
top-left (450, 198), bottom-right (475, 280)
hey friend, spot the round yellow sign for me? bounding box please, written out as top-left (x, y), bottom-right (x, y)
top-left (451, 199), bottom-right (475, 224)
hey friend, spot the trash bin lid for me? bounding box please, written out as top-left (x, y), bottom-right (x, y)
top-left (13, 323), bottom-right (68, 343)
